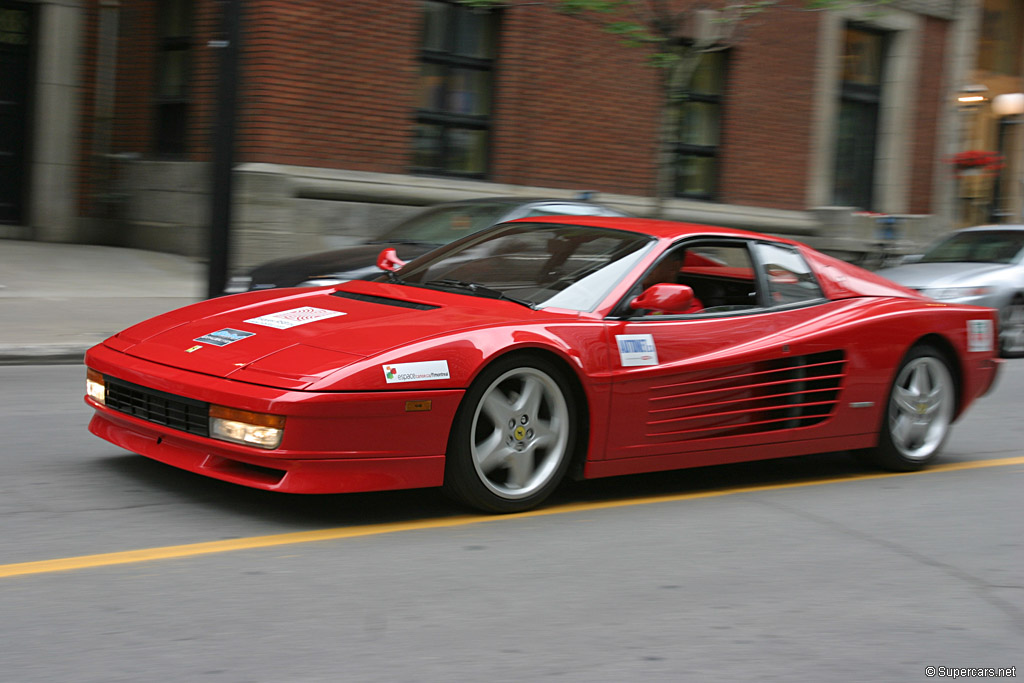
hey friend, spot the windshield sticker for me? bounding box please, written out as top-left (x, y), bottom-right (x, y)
top-left (193, 328), bottom-right (254, 347)
top-left (383, 361), bottom-right (451, 384)
top-left (616, 334), bottom-right (659, 366)
top-left (967, 319), bottom-right (993, 352)
top-left (245, 306), bottom-right (346, 329)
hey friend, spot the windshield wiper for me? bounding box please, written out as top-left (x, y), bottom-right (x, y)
top-left (425, 279), bottom-right (535, 309)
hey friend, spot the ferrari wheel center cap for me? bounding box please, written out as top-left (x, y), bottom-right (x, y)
top-left (513, 426), bottom-right (526, 441)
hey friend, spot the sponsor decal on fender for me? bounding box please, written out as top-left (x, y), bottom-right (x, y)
top-left (616, 334), bottom-right (659, 366)
top-left (383, 361), bottom-right (451, 384)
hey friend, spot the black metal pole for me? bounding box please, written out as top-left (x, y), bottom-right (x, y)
top-left (207, 0), bottom-right (240, 299)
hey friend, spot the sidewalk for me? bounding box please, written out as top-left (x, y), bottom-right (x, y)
top-left (0, 240), bottom-right (204, 364)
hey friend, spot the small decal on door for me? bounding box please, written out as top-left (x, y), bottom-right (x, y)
top-left (616, 334), bottom-right (659, 366)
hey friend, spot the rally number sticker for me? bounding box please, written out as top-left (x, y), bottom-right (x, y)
top-left (616, 334), bottom-right (659, 367)
top-left (967, 319), bottom-right (994, 353)
top-left (245, 307), bottom-right (346, 329)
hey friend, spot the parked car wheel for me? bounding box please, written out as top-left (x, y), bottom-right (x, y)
top-left (861, 345), bottom-right (956, 471)
top-left (999, 294), bottom-right (1024, 358)
top-left (443, 355), bottom-right (577, 513)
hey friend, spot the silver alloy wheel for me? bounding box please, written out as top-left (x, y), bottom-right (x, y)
top-left (1000, 296), bottom-right (1024, 356)
top-left (469, 366), bottom-right (571, 500)
top-left (888, 355), bottom-right (954, 460)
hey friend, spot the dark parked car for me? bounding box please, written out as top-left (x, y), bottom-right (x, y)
top-left (225, 197), bottom-right (629, 293)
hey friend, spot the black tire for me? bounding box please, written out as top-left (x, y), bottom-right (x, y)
top-left (999, 294), bottom-right (1024, 358)
top-left (859, 344), bottom-right (956, 471)
top-left (443, 355), bottom-right (578, 513)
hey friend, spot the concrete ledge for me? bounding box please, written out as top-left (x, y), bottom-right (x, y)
top-left (0, 344), bottom-right (88, 366)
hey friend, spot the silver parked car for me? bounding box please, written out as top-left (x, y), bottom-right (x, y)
top-left (877, 224), bottom-right (1024, 357)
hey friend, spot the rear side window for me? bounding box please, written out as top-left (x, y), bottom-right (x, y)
top-left (751, 243), bottom-right (824, 307)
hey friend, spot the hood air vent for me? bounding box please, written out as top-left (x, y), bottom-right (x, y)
top-left (332, 291), bottom-right (439, 310)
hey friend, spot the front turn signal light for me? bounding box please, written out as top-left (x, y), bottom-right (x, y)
top-left (209, 405), bottom-right (285, 449)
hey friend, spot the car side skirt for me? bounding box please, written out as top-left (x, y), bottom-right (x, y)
top-left (582, 433), bottom-right (876, 480)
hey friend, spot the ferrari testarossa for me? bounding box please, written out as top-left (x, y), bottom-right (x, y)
top-left (85, 217), bottom-right (1002, 512)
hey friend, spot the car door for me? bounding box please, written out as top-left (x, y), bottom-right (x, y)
top-left (601, 238), bottom-right (852, 466)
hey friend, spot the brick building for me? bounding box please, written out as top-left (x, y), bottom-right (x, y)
top-left (1, 0), bottom-right (1021, 270)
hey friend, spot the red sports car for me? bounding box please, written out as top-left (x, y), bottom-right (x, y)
top-left (84, 217), bottom-right (1001, 512)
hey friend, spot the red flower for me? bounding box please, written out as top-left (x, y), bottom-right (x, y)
top-left (948, 150), bottom-right (1004, 174)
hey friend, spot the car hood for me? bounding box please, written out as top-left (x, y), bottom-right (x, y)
top-left (248, 243), bottom-right (438, 288)
top-left (104, 281), bottom-right (567, 389)
top-left (875, 262), bottom-right (1009, 289)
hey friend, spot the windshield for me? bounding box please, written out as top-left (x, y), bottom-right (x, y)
top-left (920, 230), bottom-right (1024, 264)
top-left (377, 203), bottom-right (513, 245)
top-left (392, 222), bottom-right (655, 312)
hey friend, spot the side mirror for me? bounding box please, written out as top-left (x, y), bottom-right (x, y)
top-left (630, 283), bottom-right (695, 314)
top-left (376, 248), bottom-right (407, 272)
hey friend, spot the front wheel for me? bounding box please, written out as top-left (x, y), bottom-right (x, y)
top-left (860, 345), bottom-right (956, 471)
top-left (443, 356), bottom-right (577, 513)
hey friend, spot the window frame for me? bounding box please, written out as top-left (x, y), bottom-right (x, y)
top-left (832, 23), bottom-right (889, 211)
top-left (412, 0), bottom-right (498, 179)
top-left (152, 0), bottom-right (193, 157)
top-left (671, 49), bottom-right (728, 201)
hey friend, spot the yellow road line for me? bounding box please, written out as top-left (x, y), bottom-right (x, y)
top-left (3, 455), bottom-right (1023, 579)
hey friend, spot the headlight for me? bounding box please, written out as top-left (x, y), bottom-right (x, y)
top-left (86, 368), bottom-right (105, 405)
top-left (921, 286), bottom-right (991, 300)
top-left (223, 275), bottom-right (254, 294)
top-left (209, 405), bottom-right (285, 449)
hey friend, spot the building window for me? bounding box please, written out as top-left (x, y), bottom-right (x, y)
top-left (979, 0), bottom-right (1024, 76)
top-left (154, 0), bottom-right (192, 156)
top-left (673, 51), bottom-right (726, 200)
top-left (413, 0), bottom-right (497, 177)
top-left (833, 25), bottom-right (887, 210)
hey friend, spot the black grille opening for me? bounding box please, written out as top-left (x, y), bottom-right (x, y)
top-left (105, 377), bottom-right (209, 437)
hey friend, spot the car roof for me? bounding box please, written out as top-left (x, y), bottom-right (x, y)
top-left (506, 215), bottom-right (801, 244)
top-left (956, 224), bottom-right (1024, 232)
top-left (433, 197), bottom-right (612, 207)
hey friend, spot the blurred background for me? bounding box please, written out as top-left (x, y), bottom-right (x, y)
top-left (0, 0), bottom-right (1021, 288)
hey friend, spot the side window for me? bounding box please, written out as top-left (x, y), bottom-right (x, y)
top-left (628, 241), bottom-right (758, 317)
top-left (751, 243), bottom-right (824, 307)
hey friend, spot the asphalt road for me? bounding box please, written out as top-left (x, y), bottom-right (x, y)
top-left (1, 363), bottom-right (1022, 682)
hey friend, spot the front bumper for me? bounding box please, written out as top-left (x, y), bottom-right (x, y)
top-left (85, 343), bottom-right (461, 494)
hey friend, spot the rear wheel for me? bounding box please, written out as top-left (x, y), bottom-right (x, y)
top-left (999, 294), bottom-right (1024, 358)
top-left (443, 355), bottom-right (577, 513)
top-left (860, 345), bottom-right (955, 471)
